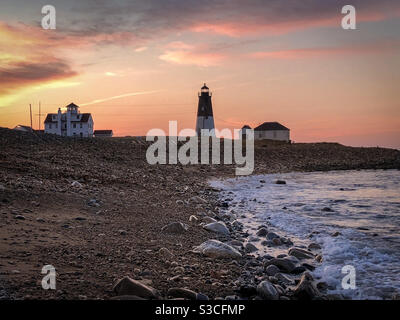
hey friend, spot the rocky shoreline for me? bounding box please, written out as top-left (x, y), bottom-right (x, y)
top-left (1, 127), bottom-right (400, 300)
top-left (109, 181), bottom-right (332, 301)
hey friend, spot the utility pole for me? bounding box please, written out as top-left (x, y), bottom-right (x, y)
top-left (29, 104), bottom-right (33, 130)
top-left (36, 101), bottom-right (45, 131)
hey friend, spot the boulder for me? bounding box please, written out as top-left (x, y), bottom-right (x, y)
top-left (161, 222), bottom-right (189, 234)
top-left (203, 216), bottom-right (217, 224)
top-left (265, 265), bottom-right (279, 276)
top-left (203, 222), bottom-right (229, 235)
top-left (266, 258), bottom-right (296, 273)
top-left (293, 272), bottom-right (320, 300)
top-left (275, 273), bottom-right (294, 285)
top-left (167, 288), bottom-right (197, 300)
top-left (193, 240), bottom-right (242, 259)
top-left (266, 232), bottom-right (280, 240)
top-left (288, 247), bottom-right (315, 260)
top-left (244, 242), bottom-right (258, 253)
top-left (308, 243), bottom-right (321, 250)
top-left (113, 277), bottom-right (159, 299)
top-left (256, 281), bottom-right (279, 300)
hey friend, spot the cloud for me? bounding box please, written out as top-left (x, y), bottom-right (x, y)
top-left (159, 42), bottom-right (225, 67)
top-left (249, 40), bottom-right (400, 60)
top-left (0, 60), bottom-right (77, 95)
top-left (80, 90), bottom-right (161, 106)
top-left (37, 0), bottom-right (400, 39)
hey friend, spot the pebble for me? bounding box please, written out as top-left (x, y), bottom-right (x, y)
top-left (161, 222), bottom-right (189, 234)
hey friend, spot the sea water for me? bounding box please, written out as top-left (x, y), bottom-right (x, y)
top-left (210, 170), bottom-right (400, 299)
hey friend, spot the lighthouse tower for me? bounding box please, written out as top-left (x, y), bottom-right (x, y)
top-left (196, 83), bottom-right (215, 136)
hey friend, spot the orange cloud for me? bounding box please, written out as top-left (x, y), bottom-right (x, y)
top-left (159, 42), bottom-right (225, 67)
top-left (189, 10), bottom-right (396, 37)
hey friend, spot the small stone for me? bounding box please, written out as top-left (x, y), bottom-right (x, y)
top-left (266, 258), bottom-right (296, 273)
top-left (288, 247), bottom-right (315, 260)
top-left (256, 227), bottom-right (268, 237)
top-left (238, 284), bottom-right (257, 297)
top-left (265, 265), bottom-right (279, 276)
top-left (193, 240), bottom-right (241, 259)
top-left (118, 229), bottom-right (127, 235)
top-left (189, 215), bottom-right (198, 223)
top-left (161, 222), bottom-right (189, 234)
top-left (293, 272), bottom-right (320, 300)
top-left (113, 277), bottom-right (159, 299)
top-left (275, 273), bottom-right (294, 285)
top-left (257, 280), bottom-right (279, 300)
top-left (272, 238), bottom-right (282, 246)
top-left (266, 232), bottom-right (279, 240)
top-left (322, 207), bottom-right (334, 212)
top-left (203, 222), bottom-right (229, 235)
top-left (332, 231), bottom-right (341, 237)
top-left (167, 288), bottom-right (197, 300)
top-left (275, 180), bottom-right (286, 185)
top-left (71, 181), bottom-right (82, 188)
top-left (308, 243), bottom-right (321, 250)
top-left (244, 242), bottom-right (258, 253)
top-left (14, 215), bottom-right (25, 220)
top-left (196, 293), bottom-right (209, 300)
top-left (291, 266), bottom-right (306, 275)
top-left (75, 217), bottom-right (86, 221)
top-left (159, 247), bottom-right (174, 259)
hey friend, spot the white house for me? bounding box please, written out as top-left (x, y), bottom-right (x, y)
top-left (240, 122), bottom-right (290, 142)
top-left (44, 103), bottom-right (94, 137)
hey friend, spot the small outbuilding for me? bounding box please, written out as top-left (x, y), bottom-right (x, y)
top-left (94, 130), bottom-right (113, 137)
top-left (240, 122), bottom-right (290, 141)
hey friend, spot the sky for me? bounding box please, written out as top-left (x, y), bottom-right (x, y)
top-left (0, 0), bottom-right (399, 148)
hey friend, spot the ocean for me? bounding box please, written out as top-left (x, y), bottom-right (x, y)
top-left (210, 169), bottom-right (400, 299)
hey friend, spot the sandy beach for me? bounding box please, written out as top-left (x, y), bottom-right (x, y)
top-left (1, 127), bottom-right (399, 300)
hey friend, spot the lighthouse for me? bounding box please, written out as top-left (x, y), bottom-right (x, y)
top-left (196, 83), bottom-right (215, 136)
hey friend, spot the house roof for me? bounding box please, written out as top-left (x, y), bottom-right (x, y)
top-left (94, 130), bottom-right (113, 135)
top-left (44, 114), bottom-right (56, 123)
top-left (66, 102), bottom-right (79, 109)
top-left (13, 125), bottom-right (34, 132)
top-left (241, 125), bottom-right (251, 129)
top-left (254, 122), bottom-right (289, 131)
top-left (44, 113), bottom-right (92, 123)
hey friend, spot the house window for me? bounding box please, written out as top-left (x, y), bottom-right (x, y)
top-left (49, 124), bottom-right (52, 129)
top-left (80, 123), bottom-right (83, 128)
top-left (73, 123), bottom-right (76, 128)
